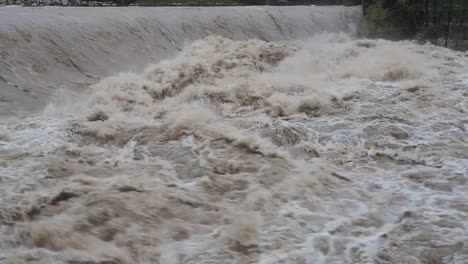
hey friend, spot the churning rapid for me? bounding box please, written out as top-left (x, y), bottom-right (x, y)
top-left (1, 6), bottom-right (468, 264)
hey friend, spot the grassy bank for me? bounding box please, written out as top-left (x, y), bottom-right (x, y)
top-left (135, 0), bottom-right (238, 5)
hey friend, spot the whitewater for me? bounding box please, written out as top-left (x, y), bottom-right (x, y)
top-left (0, 6), bottom-right (467, 264)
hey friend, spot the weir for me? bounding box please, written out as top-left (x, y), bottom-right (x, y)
top-left (0, 5), bottom-right (467, 264)
top-left (0, 6), bottom-right (360, 116)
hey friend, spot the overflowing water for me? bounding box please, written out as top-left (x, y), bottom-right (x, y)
top-left (1, 6), bottom-right (468, 264)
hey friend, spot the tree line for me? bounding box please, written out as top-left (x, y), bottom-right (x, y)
top-left (363, 0), bottom-right (468, 49)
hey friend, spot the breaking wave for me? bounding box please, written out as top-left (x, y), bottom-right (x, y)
top-left (1, 6), bottom-right (468, 264)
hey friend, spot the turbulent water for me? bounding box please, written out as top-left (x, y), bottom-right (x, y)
top-left (0, 6), bottom-right (360, 116)
top-left (1, 6), bottom-right (468, 264)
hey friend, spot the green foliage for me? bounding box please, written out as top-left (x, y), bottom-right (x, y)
top-left (135, 0), bottom-right (237, 5)
top-left (366, 1), bottom-right (392, 36)
top-left (364, 0), bottom-right (468, 49)
top-left (390, 2), bottom-right (423, 36)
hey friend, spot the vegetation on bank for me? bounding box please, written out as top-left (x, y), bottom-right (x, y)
top-left (363, 0), bottom-right (468, 49)
top-left (134, 0), bottom-right (236, 5)
top-left (132, 0), bottom-right (359, 5)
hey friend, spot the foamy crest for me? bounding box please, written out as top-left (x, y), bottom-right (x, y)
top-left (1, 35), bottom-right (467, 264)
